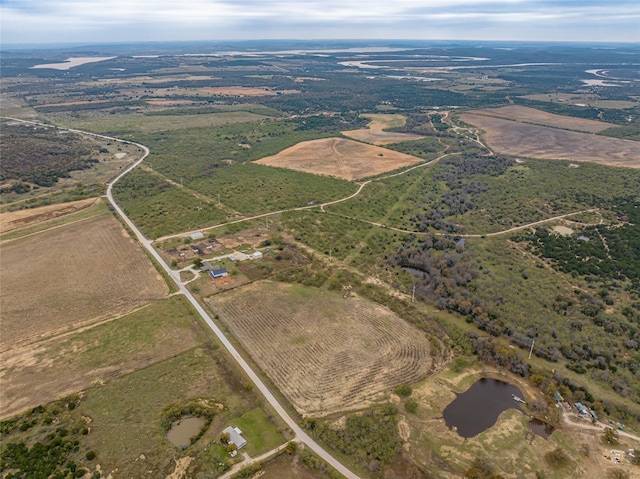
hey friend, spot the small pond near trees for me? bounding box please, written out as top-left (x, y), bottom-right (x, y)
top-left (166, 416), bottom-right (207, 449)
top-left (443, 378), bottom-right (524, 438)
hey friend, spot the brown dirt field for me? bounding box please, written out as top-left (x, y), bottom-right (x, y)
top-left (0, 211), bottom-right (168, 348)
top-left (0, 198), bottom-right (99, 234)
top-left (254, 137), bottom-right (423, 180)
top-left (208, 281), bottom-right (433, 417)
top-left (199, 87), bottom-right (277, 96)
top-left (342, 113), bottom-right (424, 145)
top-left (467, 105), bottom-right (617, 133)
top-left (459, 113), bottom-right (640, 168)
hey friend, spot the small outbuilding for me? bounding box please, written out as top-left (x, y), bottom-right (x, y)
top-left (222, 426), bottom-right (247, 450)
top-left (209, 268), bottom-right (228, 280)
top-left (252, 251), bottom-right (263, 259)
top-left (190, 231), bottom-right (205, 240)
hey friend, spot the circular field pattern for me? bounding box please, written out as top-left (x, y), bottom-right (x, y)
top-left (208, 281), bottom-right (433, 417)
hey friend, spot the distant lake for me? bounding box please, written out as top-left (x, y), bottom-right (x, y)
top-left (443, 378), bottom-right (523, 438)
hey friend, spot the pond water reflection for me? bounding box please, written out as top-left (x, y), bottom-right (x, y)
top-left (443, 378), bottom-right (524, 438)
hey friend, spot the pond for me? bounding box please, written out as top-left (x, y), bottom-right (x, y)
top-left (166, 416), bottom-right (207, 449)
top-left (528, 418), bottom-right (555, 439)
top-left (443, 378), bottom-right (524, 438)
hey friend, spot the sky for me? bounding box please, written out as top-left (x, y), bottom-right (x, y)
top-left (1, 0), bottom-right (639, 46)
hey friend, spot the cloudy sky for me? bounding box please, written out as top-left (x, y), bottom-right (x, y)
top-left (1, 0), bottom-right (638, 45)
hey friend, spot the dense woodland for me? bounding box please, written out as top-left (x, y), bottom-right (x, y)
top-left (0, 125), bottom-right (97, 189)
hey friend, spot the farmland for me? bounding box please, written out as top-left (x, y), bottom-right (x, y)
top-left (458, 113), bottom-right (640, 167)
top-left (0, 201), bottom-right (168, 347)
top-left (255, 137), bottom-right (424, 180)
top-left (465, 105), bottom-right (618, 133)
top-left (209, 281), bottom-right (435, 417)
top-left (2, 40), bottom-right (640, 479)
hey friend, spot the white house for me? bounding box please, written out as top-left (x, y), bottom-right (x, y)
top-left (222, 426), bottom-right (247, 449)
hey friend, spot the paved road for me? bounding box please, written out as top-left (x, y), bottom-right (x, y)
top-left (2, 117), bottom-right (361, 479)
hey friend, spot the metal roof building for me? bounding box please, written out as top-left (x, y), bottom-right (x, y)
top-left (222, 426), bottom-right (247, 449)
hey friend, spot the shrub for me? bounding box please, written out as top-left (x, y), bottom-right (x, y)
top-left (395, 384), bottom-right (412, 398)
top-left (405, 398), bottom-right (418, 414)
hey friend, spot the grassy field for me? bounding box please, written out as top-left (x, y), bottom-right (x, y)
top-left (326, 155), bottom-right (640, 234)
top-left (231, 407), bottom-right (285, 456)
top-left (255, 137), bottom-right (424, 180)
top-left (113, 164), bottom-right (358, 239)
top-left (459, 113), bottom-right (640, 168)
top-left (77, 346), bottom-right (260, 478)
top-left (208, 281), bottom-right (434, 417)
top-left (50, 110), bottom-right (271, 135)
top-left (0, 296), bottom-right (202, 419)
top-left (0, 204), bottom-right (168, 346)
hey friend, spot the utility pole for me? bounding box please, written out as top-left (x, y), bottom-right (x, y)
top-left (266, 217), bottom-right (269, 229)
top-left (329, 246), bottom-right (332, 260)
top-left (412, 283), bottom-right (416, 303)
top-left (528, 339), bottom-right (535, 360)
top-left (218, 193), bottom-right (221, 206)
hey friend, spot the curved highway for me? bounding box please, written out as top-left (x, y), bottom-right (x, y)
top-left (3, 117), bottom-right (360, 479)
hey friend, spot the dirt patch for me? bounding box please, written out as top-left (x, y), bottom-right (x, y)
top-left (467, 105), bottom-right (617, 133)
top-left (165, 456), bottom-right (193, 479)
top-left (553, 225), bottom-right (575, 236)
top-left (0, 198), bottom-right (99, 234)
top-left (398, 419), bottom-right (411, 441)
top-left (0, 211), bottom-right (168, 348)
top-left (255, 137), bottom-right (423, 180)
top-left (208, 281), bottom-right (433, 417)
top-left (459, 113), bottom-right (640, 168)
top-left (342, 114), bottom-right (424, 145)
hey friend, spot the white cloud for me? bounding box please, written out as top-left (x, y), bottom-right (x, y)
top-left (1, 0), bottom-right (638, 44)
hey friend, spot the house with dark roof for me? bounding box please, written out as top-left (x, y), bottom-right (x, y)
top-left (209, 268), bottom-right (228, 279)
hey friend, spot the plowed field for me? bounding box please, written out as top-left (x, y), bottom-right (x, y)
top-left (0, 208), bottom-right (168, 347)
top-left (254, 137), bottom-right (423, 180)
top-left (466, 105), bottom-right (617, 133)
top-left (208, 281), bottom-right (433, 417)
top-left (459, 113), bottom-right (640, 168)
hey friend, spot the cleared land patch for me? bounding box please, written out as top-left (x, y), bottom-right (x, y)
top-left (254, 137), bottom-right (423, 180)
top-left (459, 113), bottom-right (640, 168)
top-left (0, 198), bottom-right (99, 234)
top-left (466, 105), bottom-right (617, 133)
top-left (342, 113), bottom-right (424, 145)
top-left (0, 296), bottom-right (200, 419)
top-left (0, 208), bottom-right (168, 347)
top-left (208, 281), bottom-right (433, 417)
